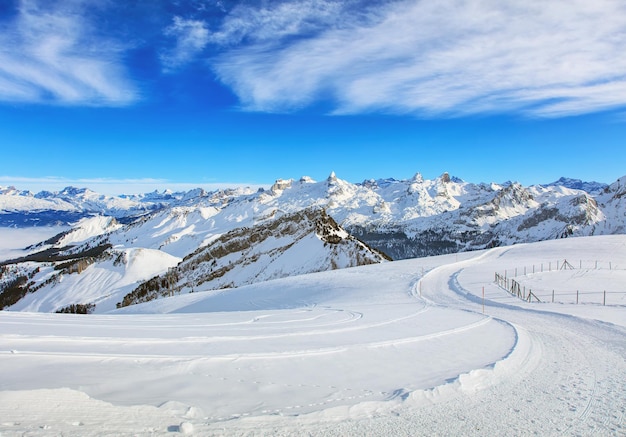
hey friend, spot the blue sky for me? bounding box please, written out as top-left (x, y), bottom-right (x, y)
top-left (1, 0), bottom-right (625, 194)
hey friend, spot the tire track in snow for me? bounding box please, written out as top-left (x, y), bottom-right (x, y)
top-left (385, 249), bottom-right (626, 436)
top-left (0, 307), bottom-right (490, 361)
top-left (228, 247), bottom-right (625, 436)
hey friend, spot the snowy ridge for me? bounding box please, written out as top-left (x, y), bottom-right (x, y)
top-left (542, 177), bottom-right (608, 193)
top-left (1, 172), bottom-right (625, 312)
top-left (1, 208), bottom-right (387, 312)
top-left (1, 173), bottom-right (622, 254)
top-left (119, 208), bottom-right (388, 307)
top-left (0, 184), bottom-right (257, 226)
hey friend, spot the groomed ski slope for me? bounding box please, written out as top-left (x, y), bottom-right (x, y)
top-left (1, 235), bottom-right (625, 436)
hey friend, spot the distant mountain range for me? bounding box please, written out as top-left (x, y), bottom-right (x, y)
top-left (541, 177), bottom-right (608, 193)
top-left (1, 172), bottom-right (624, 313)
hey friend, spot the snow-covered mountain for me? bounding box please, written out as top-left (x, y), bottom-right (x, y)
top-left (1, 207), bottom-right (387, 312)
top-left (119, 208), bottom-right (389, 308)
top-left (0, 185), bottom-right (256, 226)
top-left (1, 172), bottom-right (624, 312)
top-left (542, 176), bottom-right (607, 193)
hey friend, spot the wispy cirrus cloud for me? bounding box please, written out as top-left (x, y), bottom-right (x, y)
top-left (160, 0), bottom-right (349, 71)
top-left (0, 0), bottom-right (137, 106)
top-left (161, 16), bottom-right (210, 71)
top-left (207, 0), bottom-right (348, 46)
top-left (208, 0), bottom-right (626, 117)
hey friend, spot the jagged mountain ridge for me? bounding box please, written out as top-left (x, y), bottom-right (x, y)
top-left (2, 172), bottom-right (623, 259)
top-left (542, 177), bottom-right (608, 193)
top-left (0, 207), bottom-right (388, 312)
top-left (118, 208), bottom-right (389, 308)
top-left (0, 185), bottom-right (255, 226)
top-left (1, 172), bottom-right (625, 313)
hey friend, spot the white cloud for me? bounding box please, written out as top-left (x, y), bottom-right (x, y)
top-left (161, 16), bottom-right (210, 71)
top-left (210, 0), bottom-right (626, 117)
top-left (0, 0), bottom-right (137, 106)
top-left (208, 0), bottom-right (347, 46)
top-left (0, 176), bottom-right (268, 196)
top-left (160, 0), bottom-right (347, 71)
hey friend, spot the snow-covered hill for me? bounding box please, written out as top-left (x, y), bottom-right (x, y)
top-left (1, 208), bottom-right (387, 312)
top-left (118, 208), bottom-right (389, 308)
top-left (1, 172), bottom-right (625, 312)
top-left (1, 235), bottom-right (624, 436)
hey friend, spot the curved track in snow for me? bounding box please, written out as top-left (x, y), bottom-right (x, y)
top-left (215, 239), bottom-right (626, 435)
top-left (391, 247), bottom-right (626, 436)
top-left (1, 236), bottom-right (625, 436)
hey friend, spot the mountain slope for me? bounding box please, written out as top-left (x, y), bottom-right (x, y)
top-left (119, 208), bottom-right (389, 307)
top-left (2, 172), bottom-right (625, 313)
top-left (1, 208), bottom-right (388, 312)
top-left (0, 185), bottom-right (256, 226)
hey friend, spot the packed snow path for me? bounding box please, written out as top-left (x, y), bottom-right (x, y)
top-left (1, 236), bottom-right (625, 435)
top-left (392, 244), bottom-right (626, 436)
top-left (214, 238), bottom-right (626, 436)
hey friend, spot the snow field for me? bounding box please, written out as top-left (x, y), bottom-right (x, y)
top-left (0, 271), bottom-right (515, 419)
top-left (451, 235), bottom-right (626, 327)
top-left (1, 235), bottom-right (625, 435)
top-left (8, 247), bottom-right (181, 313)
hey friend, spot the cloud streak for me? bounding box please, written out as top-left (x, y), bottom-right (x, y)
top-left (210, 0), bottom-right (626, 117)
top-left (207, 0), bottom-right (348, 46)
top-left (161, 16), bottom-right (210, 71)
top-left (0, 0), bottom-right (137, 106)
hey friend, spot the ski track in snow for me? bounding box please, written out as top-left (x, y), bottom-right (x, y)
top-left (1, 236), bottom-right (625, 435)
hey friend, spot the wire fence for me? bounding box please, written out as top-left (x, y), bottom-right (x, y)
top-left (494, 259), bottom-right (626, 305)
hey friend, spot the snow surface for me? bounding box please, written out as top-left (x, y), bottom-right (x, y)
top-left (54, 216), bottom-right (121, 247)
top-left (1, 235), bottom-right (625, 436)
top-left (8, 248), bottom-right (182, 313)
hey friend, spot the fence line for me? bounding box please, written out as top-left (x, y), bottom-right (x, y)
top-left (494, 273), bottom-right (541, 302)
top-left (502, 259), bottom-right (623, 279)
top-left (494, 259), bottom-right (625, 305)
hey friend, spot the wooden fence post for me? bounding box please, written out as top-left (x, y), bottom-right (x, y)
top-left (576, 290), bottom-right (579, 304)
top-left (603, 290), bottom-right (606, 306)
top-left (552, 289), bottom-right (554, 303)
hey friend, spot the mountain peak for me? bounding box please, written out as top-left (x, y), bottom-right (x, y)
top-left (271, 179), bottom-right (293, 193)
top-left (543, 177), bottom-right (607, 193)
top-left (60, 186), bottom-right (89, 196)
top-left (118, 207), bottom-right (389, 307)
